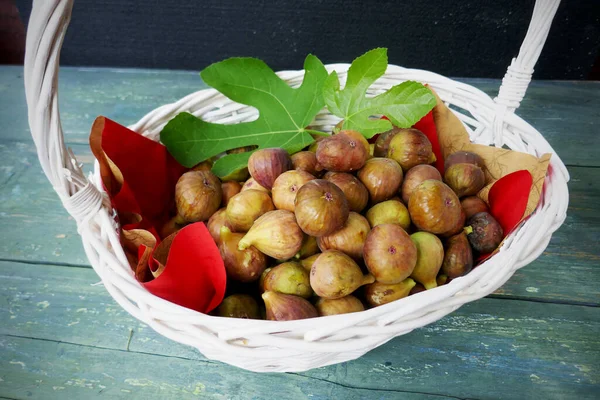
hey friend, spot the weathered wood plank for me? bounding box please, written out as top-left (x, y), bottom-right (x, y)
top-left (1, 260), bottom-right (598, 399)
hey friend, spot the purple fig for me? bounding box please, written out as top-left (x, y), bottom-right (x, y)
top-left (238, 210), bottom-right (304, 260)
top-left (262, 291), bottom-right (318, 321)
top-left (323, 171), bottom-right (369, 213)
top-left (316, 131), bottom-right (369, 172)
top-left (315, 295), bottom-right (365, 316)
top-left (317, 212), bottom-right (371, 261)
top-left (442, 232), bottom-right (473, 279)
top-left (408, 180), bottom-right (462, 234)
top-left (465, 212), bottom-right (504, 253)
top-left (248, 148), bottom-right (292, 189)
top-left (461, 196), bottom-right (490, 219)
top-left (294, 179), bottom-right (349, 237)
top-left (358, 158), bottom-right (404, 204)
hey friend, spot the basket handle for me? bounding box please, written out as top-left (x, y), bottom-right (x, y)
top-left (493, 0), bottom-right (561, 145)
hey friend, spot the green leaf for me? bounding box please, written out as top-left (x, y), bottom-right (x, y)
top-left (323, 48), bottom-right (437, 138)
top-left (160, 54), bottom-right (329, 177)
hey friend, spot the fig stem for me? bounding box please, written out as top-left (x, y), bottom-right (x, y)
top-left (238, 238), bottom-right (251, 251)
top-left (463, 226), bottom-right (473, 235)
top-left (423, 281), bottom-right (438, 290)
top-left (363, 274), bottom-right (376, 285)
top-left (220, 226), bottom-right (233, 242)
top-left (173, 214), bottom-right (186, 225)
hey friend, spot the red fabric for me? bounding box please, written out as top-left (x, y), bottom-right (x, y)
top-left (413, 111), bottom-right (444, 174)
top-left (488, 170), bottom-right (533, 235)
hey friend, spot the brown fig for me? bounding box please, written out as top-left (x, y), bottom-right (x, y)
top-left (238, 210), bottom-right (304, 260)
top-left (408, 180), bottom-right (462, 234)
top-left (365, 200), bottom-right (411, 231)
top-left (440, 207), bottom-right (466, 238)
top-left (357, 158), bottom-right (403, 204)
top-left (226, 189), bottom-right (274, 232)
top-left (262, 291), bottom-right (318, 321)
top-left (310, 250), bottom-right (375, 299)
top-left (294, 179), bottom-right (349, 237)
top-left (259, 267), bottom-right (273, 294)
top-left (221, 181), bottom-right (242, 207)
top-left (271, 170), bottom-right (315, 212)
top-left (401, 164), bottom-right (442, 204)
top-left (437, 274), bottom-right (448, 286)
top-left (291, 151), bottom-right (322, 177)
top-left (296, 235), bottom-right (319, 259)
top-left (444, 163), bottom-right (486, 197)
top-left (410, 232), bottom-right (444, 289)
top-left (441, 232), bottom-right (473, 279)
top-left (316, 131), bottom-right (369, 172)
top-left (387, 128), bottom-right (436, 171)
top-left (227, 145), bottom-right (258, 155)
top-left (191, 160), bottom-right (213, 172)
top-left (175, 170), bottom-right (222, 223)
top-left (317, 212), bottom-right (370, 261)
top-left (444, 151), bottom-right (485, 170)
top-left (364, 278), bottom-right (416, 307)
top-left (221, 167), bottom-right (250, 182)
top-left (409, 283), bottom-right (426, 295)
top-left (363, 224), bottom-right (417, 284)
top-left (263, 262), bottom-right (313, 298)
top-left (461, 196), bottom-right (490, 220)
top-left (323, 172), bottom-right (369, 213)
top-left (217, 294), bottom-right (261, 319)
top-left (373, 127), bottom-right (401, 157)
top-left (340, 129), bottom-right (371, 156)
top-left (219, 226), bottom-right (267, 282)
top-left (247, 148), bottom-right (292, 189)
top-left (465, 212), bottom-right (504, 253)
top-left (315, 296), bottom-right (365, 316)
top-left (207, 208), bottom-right (234, 244)
top-left (241, 177), bottom-right (270, 193)
top-left (300, 253), bottom-right (321, 271)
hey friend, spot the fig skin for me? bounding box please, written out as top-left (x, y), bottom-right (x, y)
top-left (258, 267), bottom-right (273, 294)
top-left (339, 129), bottom-right (371, 156)
top-left (263, 262), bottom-right (313, 298)
top-left (323, 171), bottom-right (369, 213)
top-left (310, 250), bottom-right (375, 299)
top-left (437, 274), bottom-right (448, 286)
top-left (410, 232), bottom-right (444, 289)
top-left (248, 148), bottom-right (292, 190)
top-left (159, 216), bottom-right (186, 239)
top-left (221, 181), bottom-right (242, 207)
top-left (316, 131), bottom-right (369, 172)
top-left (408, 180), bottom-right (462, 234)
top-left (271, 170), bottom-right (315, 212)
top-left (315, 295), bottom-right (365, 316)
top-left (444, 151), bottom-right (485, 170)
top-left (300, 253), bottom-right (321, 271)
top-left (373, 127), bottom-right (401, 157)
top-left (217, 294), bottom-right (261, 319)
top-left (365, 200), bottom-right (411, 231)
top-left (317, 212), bottom-right (371, 261)
top-left (409, 282), bottom-right (426, 295)
top-left (461, 196), bottom-right (490, 219)
top-left (207, 208), bottom-right (234, 245)
top-left (441, 232), bottom-right (473, 279)
top-left (241, 177), bottom-right (270, 193)
top-left (466, 212), bottom-right (504, 253)
top-left (401, 164), bottom-right (442, 204)
top-left (175, 170), bottom-right (222, 223)
top-left (262, 291), bottom-right (318, 321)
top-left (357, 158), bottom-right (404, 204)
top-left (364, 278), bottom-right (416, 307)
top-left (387, 128), bottom-right (436, 171)
top-left (226, 189), bottom-right (275, 232)
top-left (294, 179), bottom-right (350, 237)
top-left (440, 208), bottom-right (466, 238)
top-left (363, 224), bottom-right (417, 284)
top-left (238, 210), bottom-right (304, 260)
top-left (219, 226), bottom-right (267, 283)
top-left (221, 167), bottom-right (250, 182)
top-left (291, 151), bottom-right (322, 177)
top-left (296, 235), bottom-right (319, 259)
top-left (444, 163), bottom-right (486, 198)
top-left (191, 160), bottom-right (213, 172)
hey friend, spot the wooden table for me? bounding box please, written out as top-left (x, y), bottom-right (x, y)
top-left (0, 66), bottom-right (598, 399)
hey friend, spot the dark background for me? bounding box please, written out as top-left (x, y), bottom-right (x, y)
top-left (4, 0), bottom-right (600, 79)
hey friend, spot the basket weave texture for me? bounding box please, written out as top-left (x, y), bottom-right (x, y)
top-left (24, 0), bottom-right (568, 372)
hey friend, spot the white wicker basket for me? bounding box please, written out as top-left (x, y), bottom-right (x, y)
top-left (24, 0), bottom-right (569, 372)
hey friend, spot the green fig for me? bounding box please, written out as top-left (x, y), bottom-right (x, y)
top-left (296, 235), bottom-right (319, 259)
top-left (238, 210), bottom-right (304, 260)
top-left (410, 232), bottom-right (444, 289)
top-left (217, 294), bottom-right (261, 319)
top-left (262, 291), bottom-right (318, 321)
top-left (226, 189), bottom-right (274, 232)
top-left (364, 278), bottom-right (416, 307)
top-left (263, 262), bottom-right (313, 298)
top-left (315, 296), bottom-right (365, 316)
top-left (387, 128), bottom-right (436, 171)
top-left (363, 224), bottom-right (417, 284)
top-left (442, 232), bottom-right (473, 279)
top-left (437, 274), bottom-right (448, 286)
top-left (365, 200), bottom-right (411, 231)
top-left (300, 253), bottom-right (321, 271)
top-left (310, 250), bottom-right (375, 299)
top-left (219, 226), bottom-right (267, 283)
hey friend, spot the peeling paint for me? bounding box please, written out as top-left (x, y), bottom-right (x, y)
top-left (37, 300), bottom-right (50, 309)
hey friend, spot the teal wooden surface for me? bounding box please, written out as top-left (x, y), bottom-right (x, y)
top-left (0, 66), bottom-right (599, 399)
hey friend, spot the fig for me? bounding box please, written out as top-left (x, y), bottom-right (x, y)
top-left (408, 180), bottom-right (462, 234)
top-left (291, 151), bottom-right (322, 177)
top-left (221, 181), bottom-right (242, 207)
top-left (262, 291), bottom-right (318, 321)
top-left (363, 224), bottom-right (417, 284)
top-left (238, 210), bottom-right (304, 260)
top-left (364, 278), bottom-right (416, 307)
top-left (263, 262), bottom-right (313, 298)
top-left (294, 179), bottom-right (349, 237)
top-left (296, 235), bottom-right (319, 259)
top-left (373, 127), bottom-right (401, 157)
top-left (207, 208), bottom-right (234, 244)
top-left (444, 151), bottom-right (485, 170)
top-left (340, 129), bottom-right (371, 156)
top-left (365, 200), bottom-right (411, 231)
top-left (357, 158), bottom-right (403, 204)
top-left (241, 177), bottom-right (269, 193)
top-left (440, 207), bottom-right (466, 238)
top-left (444, 163), bottom-right (486, 197)
top-left (317, 212), bottom-right (370, 261)
top-left (159, 217), bottom-right (186, 239)
top-left (300, 253), bottom-right (321, 271)
top-left (323, 172), bottom-right (369, 213)
top-left (401, 164), bottom-right (442, 204)
top-left (221, 167), bottom-right (249, 182)
top-left (316, 131), bottom-right (369, 172)
top-left (461, 196), bottom-right (490, 219)
top-left (387, 128), bottom-right (436, 171)
top-left (310, 250), bottom-right (375, 299)
top-left (410, 232), bottom-right (444, 289)
top-left (227, 145), bottom-right (258, 155)
top-left (219, 226), bottom-right (267, 282)
top-left (271, 170), bottom-right (315, 212)
top-left (441, 232), bottom-right (473, 279)
top-left (175, 170), bottom-right (222, 223)
top-left (217, 294), bottom-right (261, 319)
top-left (409, 283), bottom-right (426, 295)
top-left (226, 189), bottom-right (274, 232)
top-left (247, 148), bottom-right (292, 189)
top-left (191, 160), bottom-right (213, 172)
top-left (465, 212), bottom-right (504, 253)
top-left (315, 295), bottom-right (365, 316)
top-left (258, 267), bottom-right (273, 294)
top-left (437, 274), bottom-right (448, 286)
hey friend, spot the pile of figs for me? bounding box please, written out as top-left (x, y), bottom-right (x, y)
top-left (167, 126), bottom-right (504, 321)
